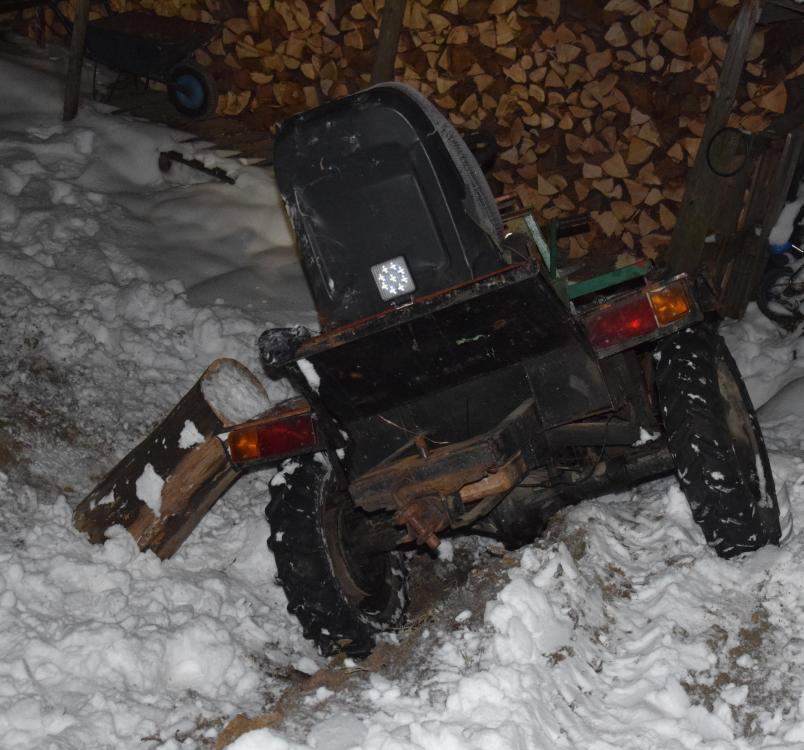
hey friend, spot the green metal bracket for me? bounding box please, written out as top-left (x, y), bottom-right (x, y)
top-left (518, 210), bottom-right (650, 304)
top-left (567, 259), bottom-right (651, 300)
top-left (523, 212), bottom-right (551, 269)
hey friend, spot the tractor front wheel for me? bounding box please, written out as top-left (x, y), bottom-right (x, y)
top-left (266, 455), bottom-right (407, 657)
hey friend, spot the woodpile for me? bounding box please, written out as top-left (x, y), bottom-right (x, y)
top-left (16, 0), bottom-right (803, 267)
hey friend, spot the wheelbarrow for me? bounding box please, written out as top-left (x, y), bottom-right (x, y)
top-left (49, 0), bottom-right (219, 118)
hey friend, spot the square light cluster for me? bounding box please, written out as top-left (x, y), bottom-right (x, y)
top-left (370, 256), bottom-right (416, 301)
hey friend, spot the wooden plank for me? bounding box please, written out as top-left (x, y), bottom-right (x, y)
top-left (62, 0), bottom-right (90, 121)
top-left (667, 0), bottom-right (764, 276)
top-left (126, 437), bottom-right (240, 559)
top-left (371, 0), bottom-right (406, 84)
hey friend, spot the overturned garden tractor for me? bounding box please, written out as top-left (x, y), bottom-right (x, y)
top-left (76, 84), bottom-right (783, 657)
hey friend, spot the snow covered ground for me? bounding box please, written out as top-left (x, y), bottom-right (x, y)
top-left (2, 38), bottom-right (804, 750)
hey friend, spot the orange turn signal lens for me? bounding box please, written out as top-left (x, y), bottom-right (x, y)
top-left (648, 283), bottom-right (691, 326)
top-left (228, 427), bottom-right (261, 463)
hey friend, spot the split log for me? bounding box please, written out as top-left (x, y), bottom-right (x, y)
top-left (74, 359), bottom-right (271, 559)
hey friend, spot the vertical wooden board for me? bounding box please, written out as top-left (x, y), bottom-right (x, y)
top-left (666, 0), bottom-right (764, 276)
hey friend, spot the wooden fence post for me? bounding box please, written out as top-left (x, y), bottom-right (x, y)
top-left (371, 0), bottom-right (406, 85)
top-left (62, 0), bottom-right (90, 121)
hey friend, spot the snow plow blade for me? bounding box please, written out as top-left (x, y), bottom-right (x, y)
top-left (74, 358), bottom-right (271, 559)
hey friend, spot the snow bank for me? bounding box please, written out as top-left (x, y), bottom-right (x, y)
top-left (0, 41), bottom-right (313, 490)
top-left (0, 41), bottom-right (319, 748)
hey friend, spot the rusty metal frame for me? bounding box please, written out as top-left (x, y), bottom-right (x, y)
top-left (349, 400), bottom-right (539, 514)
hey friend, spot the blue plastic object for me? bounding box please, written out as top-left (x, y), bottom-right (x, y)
top-left (174, 74), bottom-right (205, 110)
top-left (770, 242), bottom-right (793, 254)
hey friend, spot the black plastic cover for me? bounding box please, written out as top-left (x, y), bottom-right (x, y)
top-left (273, 83), bottom-right (504, 329)
top-left (296, 264), bottom-right (611, 426)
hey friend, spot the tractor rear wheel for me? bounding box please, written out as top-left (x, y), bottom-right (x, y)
top-left (266, 455), bottom-right (407, 656)
top-left (654, 325), bottom-right (781, 558)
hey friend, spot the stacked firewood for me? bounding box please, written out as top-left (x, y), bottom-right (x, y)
top-left (185, 0), bottom-right (801, 264)
top-left (21, 0), bottom-right (802, 265)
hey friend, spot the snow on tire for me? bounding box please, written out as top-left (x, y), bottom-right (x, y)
top-left (654, 325), bottom-right (782, 558)
top-left (265, 455), bottom-right (407, 657)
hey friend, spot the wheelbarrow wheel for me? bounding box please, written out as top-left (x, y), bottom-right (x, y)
top-left (168, 62), bottom-right (218, 119)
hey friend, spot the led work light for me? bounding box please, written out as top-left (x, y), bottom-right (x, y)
top-left (371, 257), bottom-right (415, 301)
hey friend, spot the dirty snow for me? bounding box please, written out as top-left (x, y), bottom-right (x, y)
top-left (633, 426), bottom-right (660, 446)
top-left (722, 304), bottom-right (804, 409)
top-left (2, 36), bottom-right (804, 750)
top-left (269, 459), bottom-right (302, 488)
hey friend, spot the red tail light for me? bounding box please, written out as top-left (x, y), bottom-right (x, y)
top-left (584, 295), bottom-right (657, 352)
top-left (223, 401), bottom-right (319, 465)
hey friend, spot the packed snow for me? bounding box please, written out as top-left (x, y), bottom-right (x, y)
top-left (295, 358), bottom-right (320, 393)
top-left (2, 36), bottom-right (804, 750)
top-left (136, 462), bottom-right (165, 516)
top-left (178, 420), bottom-right (205, 450)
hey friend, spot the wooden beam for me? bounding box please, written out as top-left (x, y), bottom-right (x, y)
top-left (719, 131), bottom-right (803, 318)
top-left (667, 0), bottom-right (764, 276)
top-left (62, 0), bottom-right (90, 121)
top-left (371, 0), bottom-right (406, 85)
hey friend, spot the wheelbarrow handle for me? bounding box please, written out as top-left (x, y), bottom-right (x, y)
top-left (47, 0), bottom-right (114, 34)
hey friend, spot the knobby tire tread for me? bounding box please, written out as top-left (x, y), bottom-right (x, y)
top-left (655, 326), bottom-right (781, 558)
top-left (265, 457), bottom-right (406, 657)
